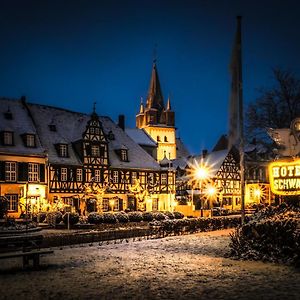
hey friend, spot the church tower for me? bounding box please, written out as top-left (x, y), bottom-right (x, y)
top-left (136, 61), bottom-right (176, 161)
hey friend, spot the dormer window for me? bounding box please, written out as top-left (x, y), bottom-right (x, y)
top-left (108, 131), bottom-right (115, 140)
top-left (4, 111), bottom-right (13, 120)
top-left (57, 144), bottom-right (68, 157)
top-left (1, 131), bottom-right (14, 146)
top-left (25, 134), bottom-right (36, 147)
top-left (48, 124), bottom-right (56, 132)
top-left (120, 149), bottom-right (128, 161)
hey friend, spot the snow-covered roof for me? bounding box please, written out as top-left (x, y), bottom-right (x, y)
top-left (27, 102), bottom-right (160, 170)
top-left (176, 138), bottom-right (190, 158)
top-left (188, 149), bottom-right (229, 177)
top-left (0, 98), bottom-right (45, 157)
top-left (125, 128), bottom-right (157, 147)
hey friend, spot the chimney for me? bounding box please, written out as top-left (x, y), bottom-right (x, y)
top-left (118, 114), bottom-right (125, 130)
top-left (202, 149), bottom-right (208, 158)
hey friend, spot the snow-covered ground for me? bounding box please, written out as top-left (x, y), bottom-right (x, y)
top-left (1, 229), bottom-right (299, 300)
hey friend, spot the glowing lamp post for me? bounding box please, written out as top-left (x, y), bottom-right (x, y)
top-left (195, 166), bottom-right (208, 217)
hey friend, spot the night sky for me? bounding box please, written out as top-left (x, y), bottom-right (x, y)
top-left (1, 0), bottom-right (300, 154)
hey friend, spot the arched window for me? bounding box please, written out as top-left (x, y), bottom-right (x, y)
top-left (164, 136), bottom-right (168, 142)
top-left (157, 136), bottom-right (161, 142)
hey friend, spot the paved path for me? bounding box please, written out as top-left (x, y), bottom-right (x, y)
top-left (1, 229), bottom-right (299, 300)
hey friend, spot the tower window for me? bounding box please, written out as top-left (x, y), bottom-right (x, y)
top-left (157, 136), bottom-right (161, 142)
top-left (164, 136), bottom-right (168, 142)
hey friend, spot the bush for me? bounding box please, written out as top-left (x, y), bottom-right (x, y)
top-left (163, 211), bottom-right (175, 219)
top-left (62, 212), bottom-right (80, 226)
top-left (115, 211), bottom-right (129, 223)
top-left (173, 211), bottom-right (184, 219)
top-left (153, 211), bottom-right (166, 221)
top-left (46, 211), bottom-right (63, 225)
top-left (103, 212), bottom-right (117, 224)
top-left (128, 211), bottom-right (143, 222)
top-left (142, 211), bottom-right (154, 222)
top-left (88, 212), bottom-right (104, 224)
top-left (37, 212), bottom-right (47, 223)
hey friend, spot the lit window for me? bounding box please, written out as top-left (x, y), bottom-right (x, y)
top-left (161, 173), bottom-right (167, 185)
top-left (76, 169), bottom-right (82, 182)
top-left (131, 172), bottom-right (137, 183)
top-left (113, 198), bottom-right (119, 211)
top-left (5, 162), bottom-right (16, 182)
top-left (26, 134), bottom-right (35, 147)
top-left (113, 171), bottom-right (118, 183)
top-left (58, 144), bottom-right (68, 157)
top-left (152, 198), bottom-right (159, 211)
top-left (121, 149), bottom-right (128, 161)
top-left (148, 173), bottom-right (154, 185)
top-left (91, 145), bottom-right (100, 157)
top-left (5, 194), bottom-right (18, 211)
top-left (28, 163), bottom-right (39, 182)
top-left (95, 170), bottom-right (101, 182)
top-left (102, 198), bottom-right (109, 211)
top-left (61, 168), bottom-right (67, 181)
top-left (3, 132), bottom-right (13, 145)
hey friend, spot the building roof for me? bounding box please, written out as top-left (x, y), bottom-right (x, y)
top-left (0, 98), bottom-right (45, 157)
top-left (176, 137), bottom-right (190, 158)
top-left (125, 128), bottom-right (157, 147)
top-left (27, 102), bottom-right (161, 170)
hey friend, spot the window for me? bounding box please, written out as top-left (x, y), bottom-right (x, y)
top-left (5, 162), bottom-right (16, 182)
top-left (95, 128), bottom-right (100, 134)
top-left (90, 127), bottom-right (95, 134)
top-left (48, 124), bottom-right (56, 132)
top-left (95, 169), bottom-right (101, 182)
top-left (28, 163), bottom-right (39, 182)
top-left (102, 198), bottom-right (109, 211)
top-left (5, 194), bottom-right (18, 211)
top-left (91, 145), bottom-right (100, 157)
top-left (3, 131), bottom-right (13, 145)
top-left (161, 173), bottom-right (167, 185)
top-left (120, 149), bottom-right (128, 161)
top-left (61, 168), bottom-right (67, 181)
top-left (148, 173), bottom-right (154, 185)
top-left (152, 198), bottom-right (159, 211)
top-left (157, 136), bottom-right (161, 142)
top-left (113, 198), bottom-right (119, 211)
top-left (164, 136), bottom-right (168, 142)
top-left (26, 134), bottom-right (35, 147)
top-left (113, 171), bottom-right (118, 183)
top-left (131, 172), bottom-right (137, 183)
top-left (76, 169), bottom-right (83, 182)
top-left (58, 144), bottom-right (68, 157)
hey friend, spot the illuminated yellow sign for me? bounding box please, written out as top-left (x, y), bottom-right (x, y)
top-left (269, 160), bottom-right (300, 195)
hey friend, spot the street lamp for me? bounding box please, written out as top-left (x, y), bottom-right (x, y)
top-left (195, 165), bottom-right (209, 217)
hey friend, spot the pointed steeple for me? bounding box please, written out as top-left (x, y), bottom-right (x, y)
top-left (147, 61), bottom-right (164, 114)
top-left (166, 96), bottom-right (171, 111)
top-left (139, 97), bottom-right (144, 114)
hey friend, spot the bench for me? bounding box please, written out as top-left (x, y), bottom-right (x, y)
top-left (0, 249), bottom-right (54, 269)
top-left (0, 234), bottom-right (54, 269)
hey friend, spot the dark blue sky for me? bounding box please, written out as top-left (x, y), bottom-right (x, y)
top-left (1, 0), bottom-right (300, 154)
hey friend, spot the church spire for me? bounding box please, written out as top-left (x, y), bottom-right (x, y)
top-left (166, 95), bottom-right (171, 110)
top-left (147, 61), bottom-right (164, 114)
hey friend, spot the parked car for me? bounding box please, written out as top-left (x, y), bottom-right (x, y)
top-left (212, 207), bottom-right (229, 216)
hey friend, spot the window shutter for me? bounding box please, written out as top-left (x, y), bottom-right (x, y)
top-left (39, 164), bottom-right (45, 182)
top-left (0, 161), bottom-right (5, 181)
top-left (18, 162), bottom-right (28, 182)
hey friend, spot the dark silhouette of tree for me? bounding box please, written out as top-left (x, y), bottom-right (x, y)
top-left (246, 68), bottom-right (300, 142)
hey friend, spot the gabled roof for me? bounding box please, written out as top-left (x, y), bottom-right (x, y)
top-left (125, 128), bottom-right (157, 147)
top-left (0, 98), bottom-right (45, 157)
top-left (27, 102), bottom-right (161, 170)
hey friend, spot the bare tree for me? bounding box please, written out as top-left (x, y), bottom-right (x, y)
top-left (246, 68), bottom-right (300, 142)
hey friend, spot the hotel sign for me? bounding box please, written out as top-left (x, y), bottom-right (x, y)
top-left (269, 160), bottom-right (300, 195)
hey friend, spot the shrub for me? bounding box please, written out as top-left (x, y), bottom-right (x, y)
top-left (46, 211), bottom-right (63, 225)
top-left (88, 212), bottom-right (104, 224)
top-left (142, 211), bottom-right (154, 222)
top-left (173, 211), bottom-right (184, 219)
top-left (163, 211), bottom-right (175, 219)
top-left (37, 212), bottom-right (47, 223)
top-left (153, 211), bottom-right (166, 221)
top-left (128, 211), bottom-right (143, 222)
top-left (62, 212), bottom-right (80, 226)
top-left (115, 211), bottom-right (129, 223)
top-left (103, 212), bottom-right (117, 224)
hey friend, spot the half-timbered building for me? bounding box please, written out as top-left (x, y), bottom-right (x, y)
top-left (0, 97), bottom-right (47, 218)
